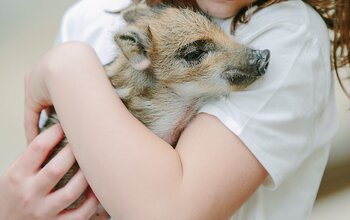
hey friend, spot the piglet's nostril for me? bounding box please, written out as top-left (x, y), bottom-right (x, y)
top-left (254, 49), bottom-right (270, 76)
top-left (260, 49), bottom-right (270, 58)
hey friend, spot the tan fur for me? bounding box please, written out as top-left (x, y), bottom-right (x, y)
top-left (42, 3), bottom-right (270, 209)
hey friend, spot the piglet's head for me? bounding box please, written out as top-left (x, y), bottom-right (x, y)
top-left (114, 6), bottom-right (270, 96)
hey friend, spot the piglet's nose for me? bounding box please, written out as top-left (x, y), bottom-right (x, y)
top-left (251, 49), bottom-right (270, 76)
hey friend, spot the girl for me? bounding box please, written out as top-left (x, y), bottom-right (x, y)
top-left (1, 0), bottom-right (349, 219)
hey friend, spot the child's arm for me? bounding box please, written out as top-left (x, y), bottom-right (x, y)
top-left (25, 42), bottom-right (267, 220)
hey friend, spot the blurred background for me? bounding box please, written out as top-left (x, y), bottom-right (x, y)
top-left (0, 0), bottom-right (349, 219)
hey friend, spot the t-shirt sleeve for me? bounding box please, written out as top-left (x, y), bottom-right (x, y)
top-left (199, 19), bottom-right (336, 189)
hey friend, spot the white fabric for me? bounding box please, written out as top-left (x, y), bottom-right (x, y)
top-left (55, 0), bottom-right (339, 219)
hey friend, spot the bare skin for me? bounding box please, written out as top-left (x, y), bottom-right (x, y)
top-left (1, 0), bottom-right (267, 219)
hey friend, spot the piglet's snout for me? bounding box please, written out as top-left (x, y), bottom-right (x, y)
top-left (249, 49), bottom-right (270, 76)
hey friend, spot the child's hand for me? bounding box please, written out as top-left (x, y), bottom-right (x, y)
top-left (24, 48), bottom-right (54, 144)
top-left (23, 42), bottom-right (98, 144)
top-left (0, 124), bottom-right (99, 220)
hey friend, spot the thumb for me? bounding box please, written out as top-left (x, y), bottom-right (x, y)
top-left (24, 97), bottom-right (42, 145)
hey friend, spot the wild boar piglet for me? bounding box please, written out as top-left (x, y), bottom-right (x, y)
top-left (107, 3), bottom-right (270, 145)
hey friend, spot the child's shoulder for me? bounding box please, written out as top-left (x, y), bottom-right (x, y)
top-left (254, 0), bottom-right (310, 25)
top-left (235, 0), bottom-right (329, 47)
top-left (251, 0), bottom-right (328, 37)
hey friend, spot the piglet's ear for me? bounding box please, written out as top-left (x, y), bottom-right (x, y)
top-left (115, 26), bottom-right (152, 71)
top-left (122, 3), bottom-right (153, 24)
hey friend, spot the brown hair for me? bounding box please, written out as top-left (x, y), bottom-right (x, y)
top-left (144, 0), bottom-right (350, 98)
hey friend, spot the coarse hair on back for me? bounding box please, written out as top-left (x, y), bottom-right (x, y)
top-left (143, 0), bottom-right (350, 99)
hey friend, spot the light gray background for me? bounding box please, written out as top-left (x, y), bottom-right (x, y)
top-left (0, 0), bottom-right (349, 219)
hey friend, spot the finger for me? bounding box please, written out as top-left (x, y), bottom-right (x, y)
top-left (19, 124), bottom-right (64, 174)
top-left (24, 106), bottom-right (40, 144)
top-left (24, 109), bottom-right (39, 144)
top-left (57, 188), bottom-right (99, 220)
top-left (91, 205), bottom-right (111, 220)
top-left (46, 169), bottom-right (89, 214)
top-left (24, 98), bottom-right (42, 144)
top-left (35, 144), bottom-right (76, 194)
top-left (23, 74), bottom-right (37, 144)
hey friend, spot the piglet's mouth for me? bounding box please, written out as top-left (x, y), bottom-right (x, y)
top-left (230, 74), bottom-right (259, 86)
top-left (224, 70), bottom-right (260, 86)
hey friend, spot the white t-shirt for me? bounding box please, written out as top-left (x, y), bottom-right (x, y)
top-left (55, 0), bottom-right (339, 219)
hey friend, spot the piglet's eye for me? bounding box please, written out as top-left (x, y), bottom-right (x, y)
top-left (184, 50), bottom-right (205, 62)
top-left (177, 39), bottom-right (215, 65)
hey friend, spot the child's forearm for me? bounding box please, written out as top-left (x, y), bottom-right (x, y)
top-left (44, 42), bottom-right (184, 218)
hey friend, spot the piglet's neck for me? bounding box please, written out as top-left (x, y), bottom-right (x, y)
top-left (165, 102), bottom-right (197, 146)
top-left (165, 96), bottom-right (211, 146)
